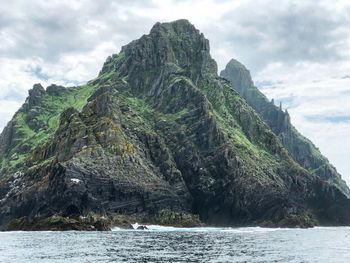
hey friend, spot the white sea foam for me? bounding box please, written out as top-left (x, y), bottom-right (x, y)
top-left (112, 224), bottom-right (290, 233)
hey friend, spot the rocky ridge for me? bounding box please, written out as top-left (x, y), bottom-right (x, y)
top-left (220, 59), bottom-right (350, 197)
top-left (0, 20), bottom-right (349, 230)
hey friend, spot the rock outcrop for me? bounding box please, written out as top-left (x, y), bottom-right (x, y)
top-left (221, 59), bottom-right (350, 197)
top-left (0, 20), bottom-right (349, 230)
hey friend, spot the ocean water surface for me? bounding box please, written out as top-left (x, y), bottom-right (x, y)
top-left (0, 226), bottom-right (349, 262)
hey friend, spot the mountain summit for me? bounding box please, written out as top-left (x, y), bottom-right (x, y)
top-left (220, 59), bottom-right (350, 197)
top-left (0, 20), bottom-right (349, 230)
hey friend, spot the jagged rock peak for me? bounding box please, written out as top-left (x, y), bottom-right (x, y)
top-left (25, 83), bottom-right (46, 109)
top-left (100, 20), bottom-right (218, 82)
top-left (149, 19), bottom-right (199, 36)
top-left (29, 83), bottom-right (45, 96)
top-left (220, 58), bottom-right (254, 93)
top-left (221, 58), bottom-right (350, 197)
top-left (126, 19), bottom-right (217, 72)
top-left (46, 84), bottom-right (67, 96)
top-left (28, 83), bottom-right (68, 97)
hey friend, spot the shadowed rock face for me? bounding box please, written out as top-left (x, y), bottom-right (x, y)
top-left (0, 20), bottom-right (349, 230)
top-left (220, 59), bottom-right (350, 197)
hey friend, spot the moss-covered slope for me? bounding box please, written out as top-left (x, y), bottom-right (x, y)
top-left (220, 59), bottom-right (350, 197)
top-left (0, 83), bottom-right (99, 174)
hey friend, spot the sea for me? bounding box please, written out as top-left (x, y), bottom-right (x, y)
top-left (0, 225), bottom-right (349, 262)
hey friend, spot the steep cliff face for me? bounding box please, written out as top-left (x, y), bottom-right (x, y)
top-left (0, 20), bottom-right (349, 230)
top-left (220, 59), bottom-right (350, 197)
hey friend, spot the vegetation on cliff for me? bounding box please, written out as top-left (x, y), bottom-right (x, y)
top-left (220, 59), bottom-right (350, 197)
top-left (0, 20), bottom-right (349, 231)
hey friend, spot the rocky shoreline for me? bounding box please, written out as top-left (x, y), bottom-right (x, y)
top-left (3, 212), bottom-right (204, 231)
top-left (3, 212), bottom-right (340, 231)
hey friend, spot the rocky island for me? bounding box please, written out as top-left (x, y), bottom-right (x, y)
top-left (0, 19), bottom-right (349, 231)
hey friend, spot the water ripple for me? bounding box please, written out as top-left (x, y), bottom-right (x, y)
top-left (0, 227), bottom-right (349, 262)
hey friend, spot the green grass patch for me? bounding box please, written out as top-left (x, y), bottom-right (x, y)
top-left (1, 83), bottom-right (98, 174)
top-left (126, 96), bottom-right (189, 123)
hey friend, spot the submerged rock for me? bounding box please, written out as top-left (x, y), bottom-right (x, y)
top-left (137, 225), bottom-right (148, 230)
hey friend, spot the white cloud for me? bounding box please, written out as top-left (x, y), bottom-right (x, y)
top-left (0, 101), bottom-right (22, 130)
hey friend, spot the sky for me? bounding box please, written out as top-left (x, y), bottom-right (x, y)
top-left (1, 0), bottom-right (350, 185)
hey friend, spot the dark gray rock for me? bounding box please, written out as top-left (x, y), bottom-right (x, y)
top-left (46, 84), bottom-right (67, 96)
top-left (137, 225), bottom-right (148, 230)
top-left (221, 59), bottom-right (350, 197)
top-left (25, 83), bottom-right (46, 109)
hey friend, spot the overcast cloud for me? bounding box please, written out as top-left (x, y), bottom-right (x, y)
top-left (1, 0), bottom-right (350, 185)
